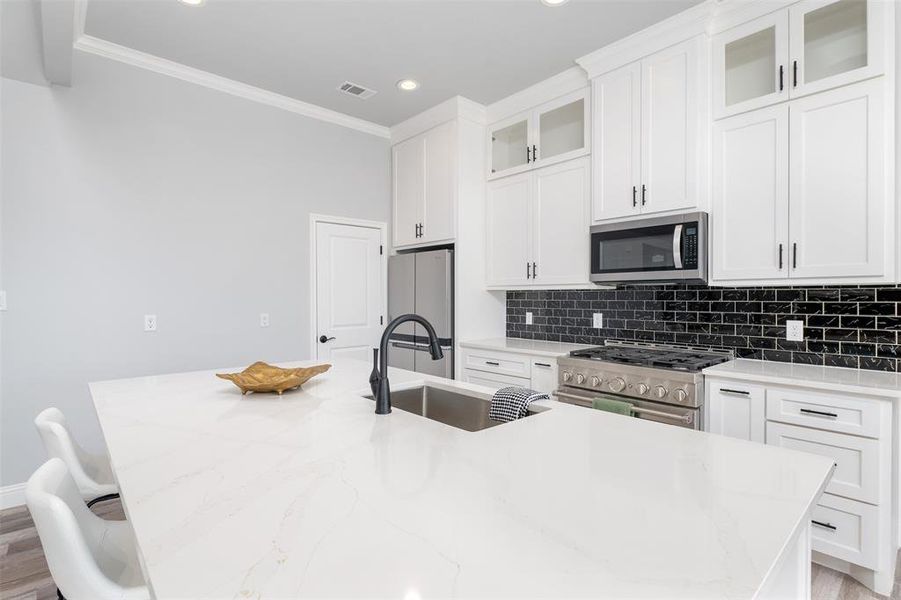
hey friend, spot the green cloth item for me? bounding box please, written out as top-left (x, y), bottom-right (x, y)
top-left (591, 396), bottom-right (634, 416)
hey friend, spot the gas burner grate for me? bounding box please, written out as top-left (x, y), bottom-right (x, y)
top-left (570, 343), bottom-right (732, 372)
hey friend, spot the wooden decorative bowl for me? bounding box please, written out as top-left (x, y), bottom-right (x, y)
top-left (216, 362), bottom-right (331, 395)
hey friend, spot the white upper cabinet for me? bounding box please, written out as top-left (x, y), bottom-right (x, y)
top-left (592, 63), bottom-right (642, 220)
top-left (488, 89), bottom-right (589, 179)
top-left (486, 172), bottom-right (532, 287)
top-left (640, 39), bottom-right (699, 215)
top-left (788, 79), bottom-right (884, 279)
top-left (486, 157), bottom-right (590, 288)
top-left (713, 0), bottom-right (885, 119)
top-left (392, 121), bottom-right (457, 249)
top-left (392, 135), bottom-right (425, 248)
top-left (711, 79), bottom-right (887, 285)
top-left (591, 37), bottom-right (702, 222)
top-left (712, 104), bottom-right (789, 281)
top-left (713, 11), bottom-right (790, 119)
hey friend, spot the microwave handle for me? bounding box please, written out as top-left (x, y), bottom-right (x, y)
top-left (673, 224), bottom-right (683, 269)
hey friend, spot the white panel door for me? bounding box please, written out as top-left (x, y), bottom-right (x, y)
top-left (486, 173), bottom-right (532, 287)
top-left (591, 62), bottom-right (641, 221)
top-left (422, 121), bottom-right (456, 244)
top-left (392, 135), bottom-right (424, 248)
top-left (788, 79), bottom-right (884, 279)
top-left (315, 222), bottom-right (383, 362)
top-left (789, 0), bottom-right (885, 99)
top-left (706, 382), bottom-right (766, 442)
top-left (712, 104), bottom-right (789, 281)
top-left (640, 38), bottom-right (699, 215)
top-left (531, 158), bottom-right (590, 286)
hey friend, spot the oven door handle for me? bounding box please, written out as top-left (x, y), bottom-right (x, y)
top-left (673, 224), bottom-right (683, 270)
top-left (552, 391), bottom-right (693, 425)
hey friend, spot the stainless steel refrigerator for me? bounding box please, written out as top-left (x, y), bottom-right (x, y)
top-left (387, 248), bottom-right (454, 378)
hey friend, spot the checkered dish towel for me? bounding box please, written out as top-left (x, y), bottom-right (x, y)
top-left (489, 387), bottom-right (549, 423)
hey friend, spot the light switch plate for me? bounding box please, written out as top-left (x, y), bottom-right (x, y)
top-left (785, 320), bottom-right (804, 341)
top-left (144, 314), bottom-right (157, 332)
top-left (525, 312), bottom-right (533, 325)
top-left (260, 313), bottom-right (270, 327)
top-left (593, 313), bottom-right (603, 328)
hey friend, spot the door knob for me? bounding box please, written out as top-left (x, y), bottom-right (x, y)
top-left (319, 335), bottom-right (336, 343)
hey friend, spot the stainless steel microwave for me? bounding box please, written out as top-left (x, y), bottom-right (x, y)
top-left (590, 212), bottom-right (708, 283)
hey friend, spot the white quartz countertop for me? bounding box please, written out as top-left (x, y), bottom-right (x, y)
top-left (704, 358), bottom-right (901, 399)
top-left (91, 359), bottom-right (833, 599)
top-left (459, 337), bottom-right (594, 357)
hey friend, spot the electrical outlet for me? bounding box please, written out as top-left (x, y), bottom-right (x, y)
top-left (260, 313), bottom-right (270, 327)
top-left (144, 314), bottom-right (157, 332)
top-left (525, 311), bottom-right (533, 325)
top-left (785, 320), bottom-right (804, 341)
top-left (593, 313), bottom-right (603, 328)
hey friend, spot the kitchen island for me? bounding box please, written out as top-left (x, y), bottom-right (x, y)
top-left (90, 358), bottom-right (834, 599)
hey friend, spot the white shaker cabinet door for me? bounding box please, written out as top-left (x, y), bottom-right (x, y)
top-left (640, 37), bottom-right (699, 215)
top-left (706, 381), bottom-right (766, 443)
top-left (486, 173), bottom-right (532, 287)
top-left (788, 79), bottom-right (884, 279)
top-left (422, 121), bottom-right (456, 244)
top-left (712, 104), bottom-right (789, 282)
top-left (591, 62), bottom-right (641, 221)
top-left (392, 135), bottom-right (424, 248)
top-left (531, 158), bottom-right (590, 286)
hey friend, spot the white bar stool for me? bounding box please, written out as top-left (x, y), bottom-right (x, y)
top-left (26, 458), bottom-right (150, 600)
top-left (34, 407), bottom-right (119, 507)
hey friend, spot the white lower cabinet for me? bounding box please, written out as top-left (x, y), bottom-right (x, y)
top-left (486, 158), bottom-right (590, 288)
top-left (706, 382), bottom-right (766, 442)
top-left (460, 347), bottom-right (559, 394)
top-left (705, 375), bottom-right (894, 594)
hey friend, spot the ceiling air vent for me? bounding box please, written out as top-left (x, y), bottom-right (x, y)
top-left (337, 81), bottom-right (377, 100)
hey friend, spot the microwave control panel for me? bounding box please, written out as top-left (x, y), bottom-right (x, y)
top-left (683, 225), bottom-right (699, 269)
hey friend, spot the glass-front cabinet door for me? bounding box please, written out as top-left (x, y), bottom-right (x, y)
top-left (488, 114), bottom-right (529, 178)
top-left (533, 88), bottom-right (589, 167)
top-left (789, 0), bottom-right (884, 97)
top-left (713, 11), bottom-right (789, 119)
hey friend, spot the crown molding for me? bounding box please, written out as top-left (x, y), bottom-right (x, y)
top-left (486, 66), bottom-right (588, 124)
top-left (389, 95), bottom-right (486, 145)
top-left (73, 35), bottom-right (391, 139)
top-left (576, 0), bottom-right (715, 79)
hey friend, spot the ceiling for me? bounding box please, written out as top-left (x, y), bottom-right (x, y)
top-left (82, 0), bottom-right (704, 127)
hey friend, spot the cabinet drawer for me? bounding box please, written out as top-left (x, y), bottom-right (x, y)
top-left (811, 493), bottom-right (879, 570)
top-left (766, 422), bottom-right (880, 504)
top-left (461, 368), bottom-right (530, 392)
top-left (766, 388), bottom-right (884, 438)
top-left (461, 349), bottom-right (530, 378)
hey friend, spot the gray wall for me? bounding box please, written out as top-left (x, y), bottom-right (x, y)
top-left (0, 52), bottom-right (390, 486)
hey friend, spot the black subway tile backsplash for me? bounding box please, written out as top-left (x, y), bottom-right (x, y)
top-left (506, 284), bottom-right (901, 373)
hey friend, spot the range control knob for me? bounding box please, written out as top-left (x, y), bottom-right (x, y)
top-left (562, 371), bottom-right (573, 383)
top-left (608, 378), bottom-right (626, 393)
top-left (590, 376), bottom-right (601, 387)
top-left (575, 373), bottom-right (586, 385)
top-left (654, 385), bottom-right (668, 399)
top-left (673, 389), bottom-right (688, 403)
top-left (636, 383), bottom-right (649, 395)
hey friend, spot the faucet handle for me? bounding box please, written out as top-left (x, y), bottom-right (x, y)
top-left (369, 348), bottom-right (380, 397)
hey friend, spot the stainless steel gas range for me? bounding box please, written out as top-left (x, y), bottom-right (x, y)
top-left (554, 341), bottom-right (733, 430)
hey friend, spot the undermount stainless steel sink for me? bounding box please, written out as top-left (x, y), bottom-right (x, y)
top-left (365, 385), bottom-right (539, 432)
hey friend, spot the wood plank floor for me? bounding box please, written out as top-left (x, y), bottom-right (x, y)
top-left (0, 499), bottom-right (898, 599)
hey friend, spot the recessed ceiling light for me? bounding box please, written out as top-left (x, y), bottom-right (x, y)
top-left (178, 0), bottom-right (205, 6)
top-left (540, 0), bottom-right (569, 5)
top-left (396, 79), bottom-right (420, 92)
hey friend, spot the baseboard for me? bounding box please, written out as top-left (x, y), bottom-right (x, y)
top-left (0, 482), bottom-right (26, 509)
